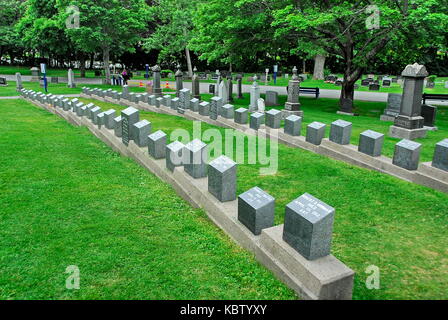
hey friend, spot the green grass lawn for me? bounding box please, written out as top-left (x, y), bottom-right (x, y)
top-left (0, 99), bottom-right (297, 300)
top-left (68, 96), bottom-right (448, 300)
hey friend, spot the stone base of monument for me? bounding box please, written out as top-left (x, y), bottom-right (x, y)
top-left (336, 111), bottom-right (358, 117)
top-left (281, 110), bottom-right (303, 120)
top-left (417, 162), bottom-right (448, 185)
top-left (388, 125), bottom-right (427, 140)
top-left (424, 126), bottom-right (438, 131)
top-left (380, 115), bottom-right (396, 122)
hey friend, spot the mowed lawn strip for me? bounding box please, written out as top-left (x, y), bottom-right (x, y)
top-left (0, 99), bottom-right (296, 300)
top-left (79, 97), bottom-right (448, 300)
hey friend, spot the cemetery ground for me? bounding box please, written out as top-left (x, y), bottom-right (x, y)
top-left (0, 99), bottom-right (296, 300)
top-left (2, 95), bottom-right (447, 300)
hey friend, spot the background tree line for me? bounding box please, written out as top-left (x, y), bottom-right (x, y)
top-left (1, 0), bottom-right (447, 111)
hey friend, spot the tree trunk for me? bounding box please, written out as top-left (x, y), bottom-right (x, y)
top-left (103, 47), bottom-right (111, 84)
top-left (339, 80), bottom-right (356, 113)
top-left (185, 47), bottom-right (193, 78)
top-left (312, 55), bottom-right (326, 80)
top-left (302, 59), bottom-right (306, 73)
top-left (80, 55), bottom-right (86, 78)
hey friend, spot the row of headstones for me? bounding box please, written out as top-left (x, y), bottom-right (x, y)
top-left (22, 87), bottom-right (336, 261)
top-left (82, 87), bottom-right (448, 172)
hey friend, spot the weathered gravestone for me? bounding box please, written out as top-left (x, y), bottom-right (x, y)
top-left (238, 187), bottom-right (275, 235)
top-left (15, 73), bottom-right (23, 91)
top-left (171, 97), bottom-right (179, 110)
top-left (257, 98), bottom-right (266, 113)
top-left (67, 69), bottom-right (76, 88)
top-left (250, 112), bottom-right (264, 130)
top-left (166, 141), bottom-right (184, 172)
top-left (283, 67), bottom-right (303, 118)
top-left (152, 65), bottom-right (162, 97)
top-left (234, 108), bottom-right (248, 124)
top-left (184, 139), bottom-right (208, 179)
top-left (148, 130), bottom-right (167, 159)
top-left (393, 139), bottom-right (421, 170)
top-left (210, 97), bottom-right (222, 120)
top-left (283, 193), bottom-right (335, 260)
top-left (249, 76), bottom-right (260, 112)
top-left (237, 75), bottom-right (243, 99)
top-left (306, 122), bottom-right (326, 145)
top-left (330, 120), bottom-right (352, 145)
top-left (369, 83), bottom-right (380, 91)
top-left (380, 93), bottom-right (402, 121)
top-left (97, 112), bottom-right (105, 129)
top-left (132, 120), bottom-right (151, 147)
top-left (114, 116), bottom-right (122, 137)
top-left (265, 91), bottom-right (278, 106)
top-left (221, 104), bottom-right (234, 119)
top-left (190, 98), bottom-right (200, 112)
top-left (361, 79), bottom-right (370, 86)
top-left (199, 101), bottom-right (210, 116)
top-left (178, 88), bottom-right (191, 114)
top-left (284, 115), bottom-right (302, 136)
top-left (191, 67), bottom-right (201, 100)
top-left (359, 130), bottom-right (384, 157)
top-left (103, 109), bottom-right (116, 129)
top-left (121, 107), bottom-right (140, 146)
top-left (432, 139), bottom-right (448, 172)
top-left (175, 68), bottom-right (183, 97)
top-left (0, 77), bottom-right (7, 86)
top-left (266, 109), bottom-right (282, 129)
top-left (389, 63), bottom-right (428, 140)
top-left (421, 104), bottom-right (437, 128)
top-left (208, 155), bottom-right (237, 202)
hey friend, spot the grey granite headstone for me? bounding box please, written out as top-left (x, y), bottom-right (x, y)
top-left (421, 104), bottom-right (437, 127)
top-left (392, 139), bottom-right (422, 170)
top-left (171, 97), bottom-right (179, 110)
top-left (306, 122), bottom-right (326, 145)
top-left (91, 106), bottom-right (101, 124)
top-left (132, 120), bottom-right (151, 147)
top-left (238, 187), bottom-right (275, 235)
top-left (121, 107), bottom-right (140, 146)
top-left (166, 141), bottom-right (184, 172)
top-left (199, 101), bottom-right (210, 116)
top-left (122, 85), bottom-right (130, 99)
top-left (234, 108), bottom-right (248, 124)
top-left (190, 98), bottom-right (200, 112)
top-left (330, 120), bottom-right (352, 145)
top-left (284, 115), bottom-right (302, 136)
top-left (221, 104), bottom-right (234, 119)
top-left (184, 139), bottom-right (208, 178)
top-left (114, 116), bottom-right (123, 137)
top-left (250, 112), bottom-right (264, 130)
top-left (358, 130), bottom-right (384, 157)
top-left (156, 97), bottom-right (163, 108)
top-left (80, 105), bottom-right (88, 116)
top-left (97, 112), bottom-right (105, 129)
top-left (103, 109), bottom-right (116, 129)
top-left (179, 88), bottom-right (191, 114)
top-left (148, 95), bottom-right (156, 106)
top-left (163, 95), bottom-right (172, 108)
top-left (266, 109), bottom-right (282, 129)
top-left (432, 139), bottom-right (448, 172)
top-left (265, 91), bottom-right (278, 106)
top-left (15, 73), bottom-right (23, 91)
top-left (210, 97), bottom-right (222, 120)
top-left (148, 130), bottom-right (167, 159)
top-left (381, 93), bottom-right (402, 121)
top-left (208, 155), bottom-right (237, 202)
top-left (283, 193), bottom-right (335, 260)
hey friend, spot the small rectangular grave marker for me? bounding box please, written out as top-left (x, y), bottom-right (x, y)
top-left (250, 112), bottom-right (264, 130)
top-left (148, 130), bottom-right (167, 159)
top-left (208, 156), bottom-right (237, 202)
top-left (221, 104), bottom-right (234, 119)
top-left (234, 108), bottom-right (248, 124)
top-left (432, 139), bottom-right (448, 172)
top-left (238, 187), bottom-right (275, 235)
top-left (184, 139), bottom-right (208, 178)
top-left (121, 107), bottom-right (140, 146)
top-left (284, 115), bottom-right (302, 136)
top-left (283, 193), bottom-right (335, 260)
top-left (199, 101), bottom-right (210, 116)
top-left (306, 122), bottom-right (326, 145)
top-left (114, 116), bottom-right (123, 137)
top-left (393, 139), bottom-right (421, 170)
top-left (266, 109), bottom-right (282, 129)
top-left (132, 120), bottom-right (151, 147)
top-left (103, 109), bottom-right (116, 129)
top-left (166, 141), bottom-right (184, 172)
top-left (358, 130), bottom-right (384, 157)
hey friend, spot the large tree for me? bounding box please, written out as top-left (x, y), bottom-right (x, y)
top-left (0, 0), bottom-right (25, 64)
top-left (144, 0), bottom-right (200, 76)
top-left (271, 0), bottom-right (448, 112)
top-left (61, 0), bottom-right (149, 84)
